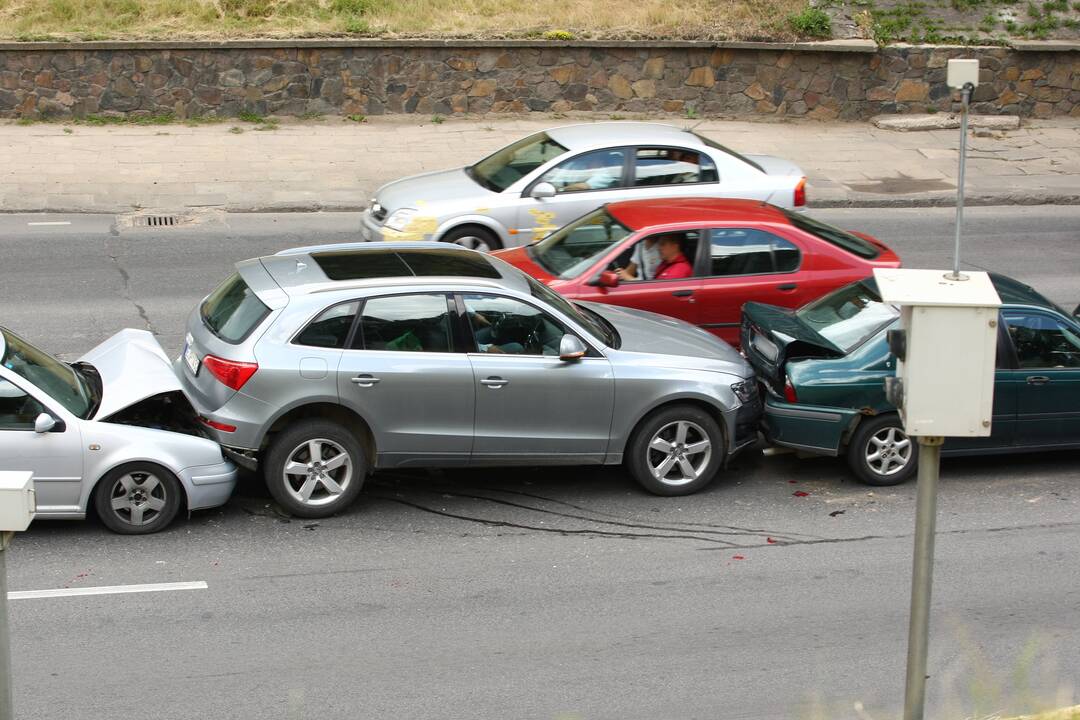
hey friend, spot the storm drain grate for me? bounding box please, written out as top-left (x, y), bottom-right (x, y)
top-left (134, 215), bottom-right (179, 227)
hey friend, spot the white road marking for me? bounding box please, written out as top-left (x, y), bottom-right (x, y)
top-left (8, 580), bottom-right (208, 600)
top-left (26, 221), bottom-right (72, 226)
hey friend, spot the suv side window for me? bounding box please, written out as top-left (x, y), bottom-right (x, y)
top-left (294, 301), bottom-right (359, 349)
top-left (708, 228), bottom-right (801, 276)
top-left (1003, 312), bottom-right (1080, 369)
top-left (462, 295), bottom-right (566, 356)
top-left (354, 294), bottom-right (453, 353)
top-left (0, 378), bottom-right (45, 431)
top-left (539, 149), bottom-right (626, 194)
top-left (633, 147), bottom-right (716, 186)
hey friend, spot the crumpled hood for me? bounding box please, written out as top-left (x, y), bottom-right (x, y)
top-left (78, 329), bottom-right (182, 419)
top-left (581, 302), bottom-right (751, 376)
top-left (374, 167), bottom-right (494, 215)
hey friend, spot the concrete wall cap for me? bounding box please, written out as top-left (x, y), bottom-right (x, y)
top-left (0, 37), bottom-right (879, 53)
top-left (1009, 40), bottom-right (1080, 52)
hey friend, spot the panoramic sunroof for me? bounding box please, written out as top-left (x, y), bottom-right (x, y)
top-left (313, 249), bottom-right (501, 281)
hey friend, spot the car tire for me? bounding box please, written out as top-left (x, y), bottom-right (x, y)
top-left (626, 405), bottom-right (725, 496)
top-left (93, 462), bottom-right (183, 535)
top-left (846, 414), bottom-right (917, 486)
top-left (440, 225), bottom-right (502, 252)
top-left (264, 420), bottom-right (367, 518)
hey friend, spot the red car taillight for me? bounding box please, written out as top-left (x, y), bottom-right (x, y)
top-left (202, 355), bottom-right (258, 391)
top-left (784, 378), bottom-right (798, 403)
top-left (794, 177), bottom-right (807, 208)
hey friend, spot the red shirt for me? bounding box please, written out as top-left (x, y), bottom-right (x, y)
top-left (654, 253), bottom-right (693, 280)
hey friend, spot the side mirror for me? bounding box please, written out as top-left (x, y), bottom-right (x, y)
top-left (558, 334), bottom-right (588, 361)
top-left (530, 182), bottom-right (556, 199)
top-left (34, 413), bottom-right (56, 434)
top-left (586, 270), bottom-right (620, 288)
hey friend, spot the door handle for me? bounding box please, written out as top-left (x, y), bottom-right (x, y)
top-left (1026, 375), bottom-right (1050, 385)
top-left (481, 377), bottom-right (509, 388)
top-left (777, 283), bottom-right (798, 291)
top-left (351, 374), bottom-right (381, 387)
top-left (672, 290), bottom-right (694, 297)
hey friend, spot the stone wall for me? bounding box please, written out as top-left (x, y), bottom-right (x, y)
top-left (0, 40), bottom-right (1077, 120)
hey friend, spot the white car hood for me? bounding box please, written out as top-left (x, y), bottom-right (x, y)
top-left (78, 329), bottom-right (182, 419)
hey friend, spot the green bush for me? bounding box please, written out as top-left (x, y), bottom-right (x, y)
top-left (788, 6), bottom-right (833, 36)
top-left (332, 0), bottom-right (372, 15)
top-left (542, 29), bottom-right (575, 40)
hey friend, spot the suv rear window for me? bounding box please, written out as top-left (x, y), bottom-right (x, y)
top-left (201, 273), bottom-right (271, 344)
top-left (781, 209), bottom-right (881, 259)
top-left (313, 250), bottom-right (501, 281)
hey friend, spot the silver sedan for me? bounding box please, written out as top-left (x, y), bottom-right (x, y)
top-left (360, 122), bottom-right (807, 251)
top-left (0, 327), bottom-right (237, 534)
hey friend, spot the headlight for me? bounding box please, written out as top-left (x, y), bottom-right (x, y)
top-left (730, 380), bottom-right (757, 405)
top-left (369, 200), bottom-right (382, 214)
top-left (384, 208), bottom-right (418, 231)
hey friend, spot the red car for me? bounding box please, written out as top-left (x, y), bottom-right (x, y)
top-left (494, 198), bottom-right (901, 346)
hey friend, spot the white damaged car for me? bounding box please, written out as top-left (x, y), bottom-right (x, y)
top-left (0, 327), bottom-right (237, 534)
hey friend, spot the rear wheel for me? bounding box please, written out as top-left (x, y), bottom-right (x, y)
top-left (626, 405), bottom-right (725, 496)
top-left (94, 463), bottom-right (182, 534)
top-left (846, 414), bottom-right (917, 486)
top-left (440, 225), bottom-right (502, 252)
top-left (265, 420), bottom-right (366, 518)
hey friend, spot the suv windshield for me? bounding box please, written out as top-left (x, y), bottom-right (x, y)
top-left (1, 328), bottom-right (95, 419)
top-left (201, 273), bottom-right (271, 344)
top-left (781, 209), bottom-right (881, 259)
top-left (468, 132), bottom-right (568, 192)
top-left (524, 275), bottom-right (616, 347)
top-left (529, 207), bottom-right (634, 280)
top-left (796, 281), bottom-right (899, 353)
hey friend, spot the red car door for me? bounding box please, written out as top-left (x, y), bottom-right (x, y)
top-left (695, 226), bottom-right (810, 346)
top-left (575, 229), bottom-right (703, 327)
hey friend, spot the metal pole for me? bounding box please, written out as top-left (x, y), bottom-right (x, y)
top-left (0, 531), bottom-right (12, 720)
top-left (949, 83), bottom-right (973, 281)
top-left (902, 436), bottom-right (945, 720)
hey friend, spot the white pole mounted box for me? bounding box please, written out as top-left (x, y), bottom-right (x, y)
top-left (874, 269), bottom-right (1001, 437)
top-left (0, 472), bottom-right (35, 532)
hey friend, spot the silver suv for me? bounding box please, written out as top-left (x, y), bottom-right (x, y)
top-left (176, 243), bottom-right (760, 518)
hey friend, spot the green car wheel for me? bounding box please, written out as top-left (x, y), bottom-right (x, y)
top-left (846, 414), bottom-right (917, 486)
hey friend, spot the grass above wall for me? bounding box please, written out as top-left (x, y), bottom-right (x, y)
top-left (0, 0), bottom-right (811, 41)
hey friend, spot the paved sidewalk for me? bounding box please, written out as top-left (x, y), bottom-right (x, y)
top-left (2, 115), bottom-right (1079, 213)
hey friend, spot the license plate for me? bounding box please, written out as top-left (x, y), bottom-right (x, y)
top-left (183, 338), bottom-right (200, 376)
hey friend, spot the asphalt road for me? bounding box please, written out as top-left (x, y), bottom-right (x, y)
top-left (2, 206), bottom-right (1079, 720)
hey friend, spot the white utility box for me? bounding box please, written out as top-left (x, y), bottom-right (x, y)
top-left (874, 269), bottom-right (1001, 437)
top-left (0, 472), bottom-right (35, 532)
top-left (946, 58), bottom-right (980, 89)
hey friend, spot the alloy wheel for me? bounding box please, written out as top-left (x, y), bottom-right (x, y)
top-left (282, 438), bottom-right (354, 507)
top-left (108, 471), bottom-right (168, 527)
top-left (865, 426), bottom-right (912, 477)
top-left (646, 420), bottom-right (713, 487)
top-left (450, 235), bottom-right (493, 252)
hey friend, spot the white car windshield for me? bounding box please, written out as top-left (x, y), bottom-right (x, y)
top-left (528, 207), bottom-right (634, 280)
top-left (1, 328), bottom-right (95, 419)
top-left (469, 132), bottom-right (568, 192)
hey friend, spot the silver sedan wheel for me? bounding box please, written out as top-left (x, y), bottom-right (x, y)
top-left (450, 234), bottom-right (493, 252)
top-left (646, 420), bottom-right (713, 487)
top-left (865, 426), bottom-right (912, 476)
top-left (108, 470), bottom-right (168, 527)
top-left (282, 438), bottom-right (353, 507)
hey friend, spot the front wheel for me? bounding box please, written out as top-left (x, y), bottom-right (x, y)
top-left (440, 225), bottom-right (502, 252)
top-left (94, 463), bottom-right (182, 534)
top-left (265, 420), bottom-right (367, 518)
top-left (846, 414), bottom-right (917, 486)
top-left (626, 405), bottom-right (725, 496)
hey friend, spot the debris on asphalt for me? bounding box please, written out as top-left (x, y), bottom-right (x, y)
top-left (767, 537), bottom-right (777, 544)
top-left (793, 491), bottom-right (810, 497)
top-left (732, 555), bottom-right (746, 560)
top-left (830, 510), bottom-right (846, 517)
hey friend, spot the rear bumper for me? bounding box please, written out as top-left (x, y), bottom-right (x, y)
top-left (179, 460), bottom-right (238, 510)
top-left (762, 394), bottom-right (860, 457)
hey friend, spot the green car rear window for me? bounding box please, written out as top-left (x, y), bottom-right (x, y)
top-left (201, 273), bottom-right (271, 344)
top-left (797, 281), bottom-right (899, 353)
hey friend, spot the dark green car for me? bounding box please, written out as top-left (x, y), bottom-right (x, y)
top-left (741, 274), bottom-right (1080, 485)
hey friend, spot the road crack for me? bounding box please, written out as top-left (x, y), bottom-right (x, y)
top-left (104, 235), bottom-right (158, 335)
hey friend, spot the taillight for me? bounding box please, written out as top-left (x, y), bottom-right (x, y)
top-left (202, 355), bottom-right (258, 391)
top-left (794, 177), bottom-right (807, 208)
top-left (784, 378), bottom-right (798, 403)
top-left (199, 416), bottom-right (237, 433)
